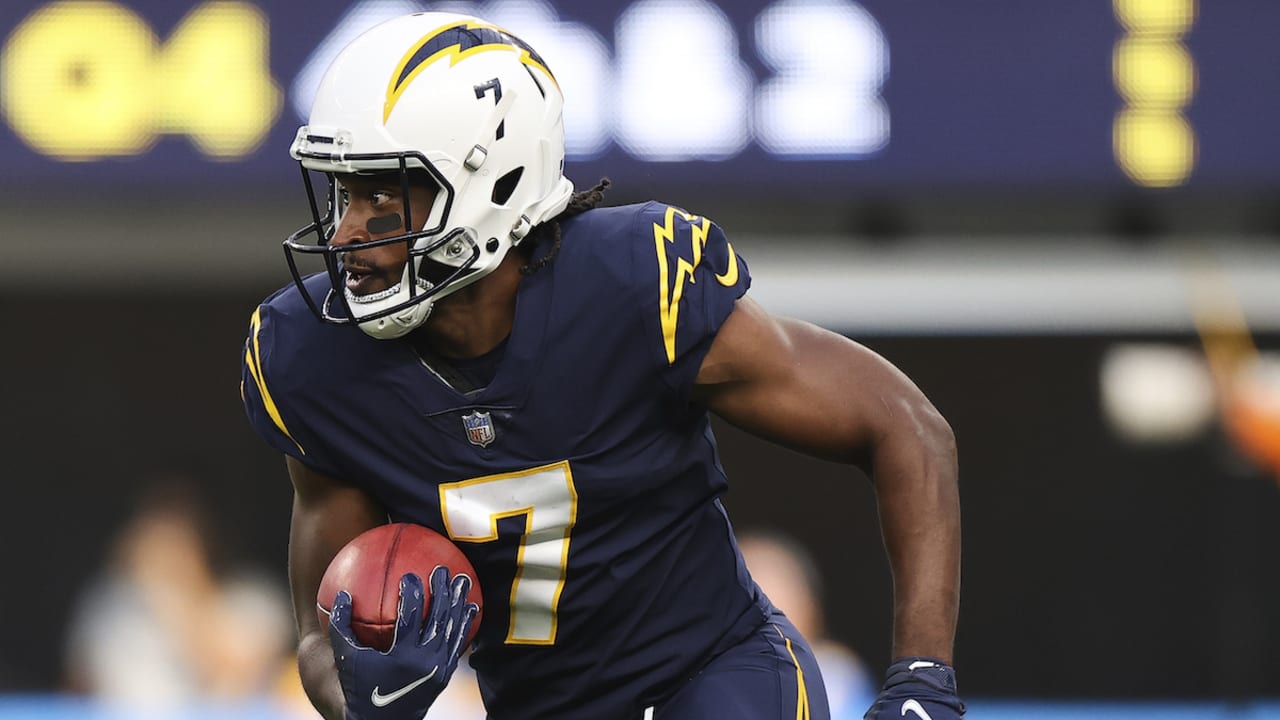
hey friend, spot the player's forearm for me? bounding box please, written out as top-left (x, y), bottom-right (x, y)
top-left (298, 631), bottom-right (347, 720)
top-left (870, 403), bottom-right (961, 663)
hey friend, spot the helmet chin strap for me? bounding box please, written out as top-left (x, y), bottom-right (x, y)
top-left (349, 264), bottom-right (439, 339)
top-left (358, 301), bottom-right (432, 340)
top-left (320, 280), bottom-right (434, 340)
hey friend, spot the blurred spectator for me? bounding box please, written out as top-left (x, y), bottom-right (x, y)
top-left (63, 477), bottom-right (293, 711)
top-left (738, 529), bottom-right (878, 720)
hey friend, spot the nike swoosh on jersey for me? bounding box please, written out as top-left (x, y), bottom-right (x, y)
top-left (370, 667), bottom-right (438, 707)
top-left (901, 699), bottom-right (935, 720)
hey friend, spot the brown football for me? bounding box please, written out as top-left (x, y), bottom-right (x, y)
top-left (317, 523), bottom-right (482, 652)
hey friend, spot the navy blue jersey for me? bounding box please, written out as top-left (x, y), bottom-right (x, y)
top-left (243, 202), bottom-right (773, 719)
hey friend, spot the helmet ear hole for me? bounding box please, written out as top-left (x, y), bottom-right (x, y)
top-left (491, 167), bottom-right (524, 206)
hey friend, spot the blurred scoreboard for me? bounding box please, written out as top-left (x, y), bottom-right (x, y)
top-left (1, 0), bottom-right (1277, 197)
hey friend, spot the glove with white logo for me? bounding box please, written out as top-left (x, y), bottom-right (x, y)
top-left (329, 567), bottom-right (479, 720)
top-left (864, 657), bottom-right (965, 720)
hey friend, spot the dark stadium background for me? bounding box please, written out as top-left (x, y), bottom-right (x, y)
top-left (2, 0), bottom-right (1279, 716)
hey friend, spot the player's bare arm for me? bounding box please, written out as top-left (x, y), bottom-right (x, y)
top-left (693, 296), bottom-right (961, 663)
top-left (286, 456), bottom-right (387, 720)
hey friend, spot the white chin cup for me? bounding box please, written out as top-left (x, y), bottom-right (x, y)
top-left (343, 269), bottom-right (436, 340)
top-left (356, 298), bottom-right (433, 339)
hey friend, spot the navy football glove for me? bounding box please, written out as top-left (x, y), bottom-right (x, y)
top-left (864, 657), bottom-right (965, 720)
top-left (329, 567), bottom-right (479, 720)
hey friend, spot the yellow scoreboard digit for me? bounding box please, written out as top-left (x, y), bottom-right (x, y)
top-left (1, 1), bottom-right (281, 162)
top-left (1112, 0), bottom-right (1197, 187)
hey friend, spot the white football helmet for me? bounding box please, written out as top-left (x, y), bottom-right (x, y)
top-left (285, 12), bottom-right (575, 339)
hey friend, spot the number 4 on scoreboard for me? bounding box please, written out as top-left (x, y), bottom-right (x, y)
top-left (1, 1), bottom-right (281, 160)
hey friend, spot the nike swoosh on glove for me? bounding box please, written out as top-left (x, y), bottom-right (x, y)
top-left (864, 657), bottom-right (965, 720)
top-left (329, 566), bottom-right (479, 720)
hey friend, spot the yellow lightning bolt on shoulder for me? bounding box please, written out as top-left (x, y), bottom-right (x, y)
top-left (655, 206), bottom-right (719, 365)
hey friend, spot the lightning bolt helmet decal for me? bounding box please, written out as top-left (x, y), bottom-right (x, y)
top-left (384, 20), bottom-right (557, 123)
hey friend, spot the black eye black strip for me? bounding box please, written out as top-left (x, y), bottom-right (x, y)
top-left (367, 213), bottom-right (403, 234)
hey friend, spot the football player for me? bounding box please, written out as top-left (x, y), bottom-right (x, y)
top-left (242, 11), bottom-right (964, 720)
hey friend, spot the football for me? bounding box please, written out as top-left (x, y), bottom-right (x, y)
top-left (317, 523), bottom-right (483, 652)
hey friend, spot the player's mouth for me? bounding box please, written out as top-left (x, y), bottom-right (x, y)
top-left (343, 261), bottom-right (397, 298)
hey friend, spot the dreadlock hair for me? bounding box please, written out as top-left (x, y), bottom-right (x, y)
top-left (520, 178), bottom-right (611, 276)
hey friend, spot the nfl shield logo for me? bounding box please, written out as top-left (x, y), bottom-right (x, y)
top-left (462, 411), bottom-right (495, 447)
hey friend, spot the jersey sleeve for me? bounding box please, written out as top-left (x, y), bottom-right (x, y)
top-left (634, 202), bottom-right (752, 395)
top-left (241, 303), bottom-right (342, 476)
top-left (242, 305), bottom-right (304, 460)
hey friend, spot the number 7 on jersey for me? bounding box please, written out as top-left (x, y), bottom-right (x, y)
top-left (439, 461), bottom-right (578, 645)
